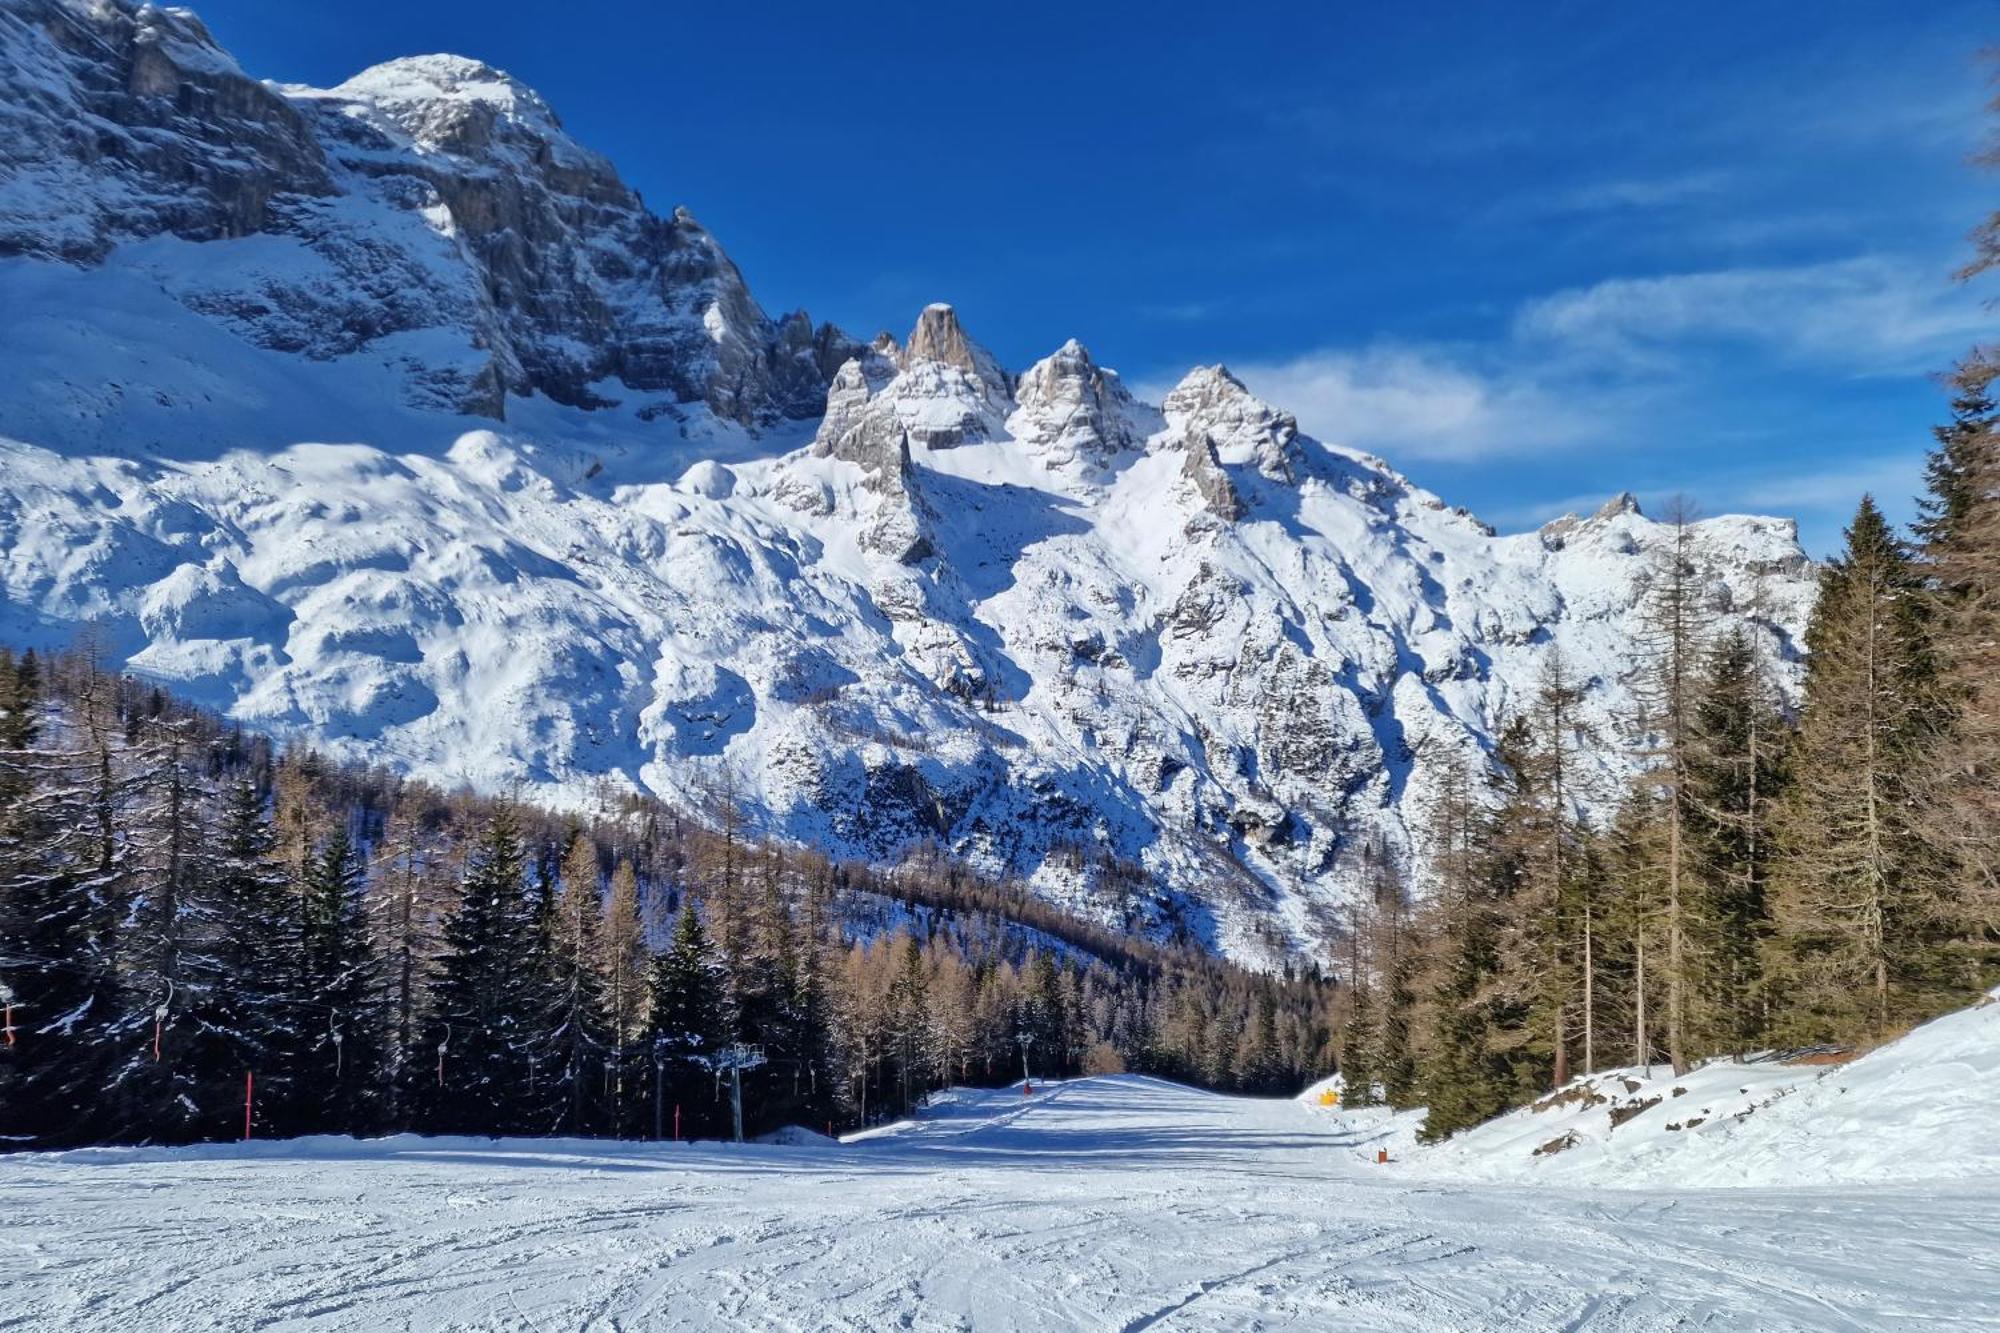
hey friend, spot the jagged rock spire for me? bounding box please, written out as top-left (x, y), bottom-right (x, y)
top-left (902, 303), bottom-right (1011, 397)
top-left (1010, 339), bottom-right (1148, 467)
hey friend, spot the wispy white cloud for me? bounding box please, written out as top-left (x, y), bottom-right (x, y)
top-left (1168, 246), bottom-right (1976, 490)
top-left (1715, 451), bottom-right (1929, 517)
top-left (1197, 251), bottom-right (1979, 472)
top-left (1490, 171), bottom-right (1735, 223)
top-left (1515, 256), bottom-right (1987, 374)
top-left (1225, 344), bottom-right (1603, 462)
top-left (1138, 300), bottom-right (1216, 323)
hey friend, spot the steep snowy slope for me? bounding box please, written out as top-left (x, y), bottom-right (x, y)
top-left (1304, 988), bottom-right (2000, 1188)
top-left (0, 0), bottom-right (1816, 962)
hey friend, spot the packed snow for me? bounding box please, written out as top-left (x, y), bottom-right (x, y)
top-left (4, 1063), bottom-right (1995, 1331)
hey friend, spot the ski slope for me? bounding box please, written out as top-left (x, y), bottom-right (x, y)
top-left (3, 1076), bottom-right (1994, 1331)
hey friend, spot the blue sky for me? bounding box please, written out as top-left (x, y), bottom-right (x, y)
top-left (194, 0), bottom-right (1994, 554)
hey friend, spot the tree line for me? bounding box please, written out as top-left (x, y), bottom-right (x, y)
top-left (1340, 354), bottom-right (2000, 1139)
top-left (0, 642), bottom-right (1337, 1149)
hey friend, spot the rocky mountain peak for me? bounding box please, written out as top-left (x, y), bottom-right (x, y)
top-left (326, 54), bottom-right (609, 183)
top-left (0, 0), bottom-right (853, 428)
top-left (904, 303), bottom-right (1009, 393)
top-left (1160, 365), bottom-right (1303, 484)
top-left (1009, 338), bottom-right (1151, 469)
top-left (1594, 491), bottom-right (1643, 521)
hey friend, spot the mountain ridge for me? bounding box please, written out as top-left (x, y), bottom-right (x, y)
top-left (0, 0), bottom-right (1816, 963)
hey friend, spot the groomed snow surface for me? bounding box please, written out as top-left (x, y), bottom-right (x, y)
top-left (4, 995), bottom-right (1996, 1331)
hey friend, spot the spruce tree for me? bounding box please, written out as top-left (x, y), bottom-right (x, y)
top-left (0, 656), bottom-right (123, 1147)
top-left (1338, 972), bottom-right (1378, 1106)
top-left (1771, 498), bottom-right (1944, 1040)
top-left (299, 826), bottom-right (380, 1134)
top-left (888, 933), bottom-right (933, 1112)
top-left (646, 901), bottom-right (724, 1137)
top-left (1686, 628), bottom-right (1785, 1054)
top-left (426, 806), bottom-right (542, 1134)
top-left (1415, 752), bottom-right (1517, 1140)
top-left (206, 777), bottom-right (305, 1134)
top-left (1377, 915), bottom-right (1421, 1108)
top-left (1914, 352), bottom-right (2000, 970)
top-left (1417, 887), bottom-right (1511, 1141)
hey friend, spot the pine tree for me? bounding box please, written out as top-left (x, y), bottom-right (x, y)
top-left (299, 825), bottom-right (380, 1133)
top-left (0, 653), bottom-right (124, 1147)
top-left (1686, 628), bottom-right (1786, 1054)
top-left (206, 777), bottom-right (305, 1134)
top-left (540, 830), bottom-right (609, 1134)
top-left (1771, 498), bottom-right (1945, 1040)
top-left (1914, 352), bottom-right (2000, 969)
top-left (425, 806), bottom-right (542, 1134)
top-left (646, 901), bottom-right (724, 1137)
top-left (599, 859), bottom-right (647, 1134)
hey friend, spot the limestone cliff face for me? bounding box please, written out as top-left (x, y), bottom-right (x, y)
top-left (1, 1), bottom-right (331, 259)
top-left (0, 2), bottom-right (854, 424)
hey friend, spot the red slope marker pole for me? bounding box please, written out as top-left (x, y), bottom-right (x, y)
top-left (244, 1071), bottom-right (255, 1141)
top-left (674, 1104), bottom-right (681, 1142)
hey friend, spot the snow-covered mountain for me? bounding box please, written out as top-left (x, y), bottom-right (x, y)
top-left (0, 0), bottom-right (1814, 962)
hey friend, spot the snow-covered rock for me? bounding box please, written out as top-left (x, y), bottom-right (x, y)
top-left (0, 0), bottom-right (856, 424)
top-left (0, 0), bottom-right (1817, 964)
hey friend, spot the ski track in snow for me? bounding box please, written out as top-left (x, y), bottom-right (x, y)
top-left (2, 1076), bottom-right (1993, 1332)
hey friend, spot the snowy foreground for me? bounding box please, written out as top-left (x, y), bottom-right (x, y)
top-left (5, 1065), bottom-right (1998, 1330)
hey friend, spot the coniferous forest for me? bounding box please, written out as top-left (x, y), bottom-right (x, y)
top-left (1340, 352), bottom-right (2000, 1140)
top-left (0, 641), bottom-right (1337, 1149)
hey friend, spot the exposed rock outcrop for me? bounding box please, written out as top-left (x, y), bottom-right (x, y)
top-left (0, 3), bottom-right (854, 423)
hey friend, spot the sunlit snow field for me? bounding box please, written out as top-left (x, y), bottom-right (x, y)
top-left (4, 1067), bottom-right (1995, 1331)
